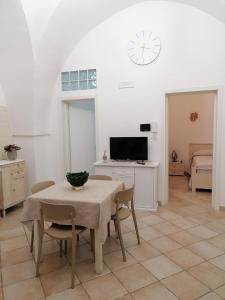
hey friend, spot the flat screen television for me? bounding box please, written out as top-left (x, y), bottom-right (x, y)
top-left (110, 137), bottom-right (148, 161)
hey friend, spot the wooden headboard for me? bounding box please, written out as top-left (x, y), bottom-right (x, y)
top-left (189, 143), bottom-right (213, 162)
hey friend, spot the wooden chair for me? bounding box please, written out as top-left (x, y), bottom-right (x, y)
top-left (30, 181), bottom-right (55, 253)
top-left (89, 174), bottom-right (112, 237)
top-left (36, 202), bottom-right (85, 288)
top-left (111, 186), bottom-right (140, 262)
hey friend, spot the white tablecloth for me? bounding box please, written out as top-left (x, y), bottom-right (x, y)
top-left (20, 179), bottom-right (123, 242)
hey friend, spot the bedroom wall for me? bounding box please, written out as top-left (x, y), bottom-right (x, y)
top-left (40, 1), bottom-right (225, 206)
top-left (168, 92), bottom-right (214, 171)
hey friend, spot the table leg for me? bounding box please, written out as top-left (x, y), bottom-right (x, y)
top-left (94, 228), bottom-right (103, 274)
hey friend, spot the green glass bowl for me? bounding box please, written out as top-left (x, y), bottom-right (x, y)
top-left (66, 171), bottom-right (89, 187)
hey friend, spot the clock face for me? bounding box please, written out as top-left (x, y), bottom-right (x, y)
top-left (127, 31), bottom-right (161, 65)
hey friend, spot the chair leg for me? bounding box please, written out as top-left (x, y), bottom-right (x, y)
top-left (90, 229), bottom-right (95, 255)
top-left (107, 221), bottom-right (110, 237)
top-left (64, 240), bottom-right (68, 255)
top-left (132, 208), bottom-right (140, 245)
top-left (59, 240), bottom-right (63, 257)
top-left (36, 232), bottom-right (43, 276)
top-left (115, 219), bottom-right (126, 262)
top-left (30, 223), bottom-right (34, 253)
top-left (77, 234), bottom-right (79, 241)
top-left (71, 236), bottom-right (77, 289)
top-left (113, 219), bottom-right (118, 238)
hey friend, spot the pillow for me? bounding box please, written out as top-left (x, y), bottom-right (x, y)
top-left (192, 149), bottom-right (212, 156)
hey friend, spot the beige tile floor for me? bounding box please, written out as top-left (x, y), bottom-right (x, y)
top-left (1, 176), bottom-right (225, 299)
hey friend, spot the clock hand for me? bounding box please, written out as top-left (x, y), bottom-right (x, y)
top-left (141, 43), bottom-right (146, 57)
top-left (141, 46), bottom-right (144, 57)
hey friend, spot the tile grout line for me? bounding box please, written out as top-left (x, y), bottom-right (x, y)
top-left (0, 243), bottom-right (5, 300)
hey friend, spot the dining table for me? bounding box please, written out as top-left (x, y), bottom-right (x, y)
top-left (20, 179), bottom-right (124, 274)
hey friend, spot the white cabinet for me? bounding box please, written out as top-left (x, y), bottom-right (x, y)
top-left (0, 160), bottom-right (26, 216)
top-left (94, 161), bottom-right (159, 211)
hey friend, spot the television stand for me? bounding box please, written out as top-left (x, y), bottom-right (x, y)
top-left (94, 160), bottom-right (159, 211)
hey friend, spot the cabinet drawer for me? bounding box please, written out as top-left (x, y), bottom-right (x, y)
top-left (10, 162), bottom-right (25, 172)
top-left (169, 164), bottom-right (184, 168)
top-left (169, 170), bottom-right (184, 176)
top-left (10, 170), bottom-right (25, 178)
top-left (169, 168), bottom-right (184, 173)
top-left (95, 167), bottom-right (112, 177)
top-left (112, 167), bottom-right (134, 175)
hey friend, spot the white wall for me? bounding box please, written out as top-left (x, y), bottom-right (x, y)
top-left (168, 92), bottom-right (214, 171)
top-left (0, 85), bottom-right (6, 106)
top-left (46, 1), bottom-right (225, 206)
top-left (0, 106), bottom-right (13, 159)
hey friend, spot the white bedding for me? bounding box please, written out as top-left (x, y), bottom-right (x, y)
top-left (192, 155), bottom-right (212, 170)
top-left (188, 147), bottom-right (213, 191)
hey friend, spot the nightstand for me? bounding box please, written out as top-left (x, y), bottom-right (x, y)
top-left (169, 161), bottom-right (185, 176)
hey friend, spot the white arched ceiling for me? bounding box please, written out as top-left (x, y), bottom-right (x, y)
top-left (0, 0), bottom-right (34, 133)
top-left (21, 0), bottom-right (61, 59)
top-left (21, 0), bottom-right (225, 55)
top-left (1, 0), bottom-right (225, 133)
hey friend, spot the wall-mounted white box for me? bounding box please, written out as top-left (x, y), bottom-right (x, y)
top-left (151, 122), bottom-right (158, 133)
top-left (119, 81), bottom-right (135, 89)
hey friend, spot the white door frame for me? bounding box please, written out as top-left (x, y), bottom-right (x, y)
top-left (162, 86), bottom-right (223, 209)
top-left (62, 95), bottom-right (98, 173)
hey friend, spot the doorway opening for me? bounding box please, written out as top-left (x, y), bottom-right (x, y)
top-left (63, 97), bottom-right (97, 175)
top-left (163, 88), bottom-right (221, 209)
top-left (168, 91), bottom-right (215, 207)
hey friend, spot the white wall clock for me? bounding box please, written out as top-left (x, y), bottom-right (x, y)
top-left (127, 30), bottom-right (161, 65)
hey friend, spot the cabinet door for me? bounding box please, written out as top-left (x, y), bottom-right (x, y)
top-left (112, 173), bottom-right (134, 189)
top-left (112, 168), bottom-right (134, 189)
top-left (1, 167), bottom-right (13, 207)
top-left (134, 168), bottom-right (157, 210)
top-left (11, 172), bottom-right (25, 203)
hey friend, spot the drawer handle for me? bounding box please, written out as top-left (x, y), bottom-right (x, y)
top-left (116, 175), bottom-right (133, 178)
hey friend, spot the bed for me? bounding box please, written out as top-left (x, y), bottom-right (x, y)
top-left (189, 143), bottom-right (213, 192)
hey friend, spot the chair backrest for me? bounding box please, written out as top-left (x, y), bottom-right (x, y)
top-left (89, 175), bottom-right (112, 180)
top-left (31, 180), bottom-right (55, 194)
top-left (40, 201), bottom-right (76, 223)
top-left (114, 186), bottom-right (134, 207)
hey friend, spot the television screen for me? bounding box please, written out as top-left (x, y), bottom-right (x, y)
top-left (110, 137), bottom-right (148, 161)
